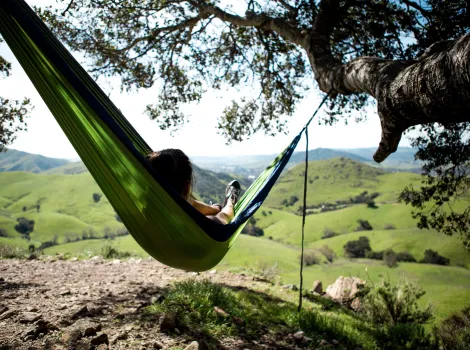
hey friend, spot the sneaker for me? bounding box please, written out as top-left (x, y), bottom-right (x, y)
top-left (224, 180), bottom-right (241, 206)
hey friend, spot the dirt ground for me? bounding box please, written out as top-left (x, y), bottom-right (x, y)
top-left (0, 257), bottom-right (308, 350)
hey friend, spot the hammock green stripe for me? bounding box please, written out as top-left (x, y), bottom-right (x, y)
top-left (0, 3), bottom-right (295, 271)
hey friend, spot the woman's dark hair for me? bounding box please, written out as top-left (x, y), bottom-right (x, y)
top-left (146, 149), bottom-right (194, 199)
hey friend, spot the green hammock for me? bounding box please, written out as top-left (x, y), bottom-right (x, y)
top-left (0, 0), bottom-right (307, 271)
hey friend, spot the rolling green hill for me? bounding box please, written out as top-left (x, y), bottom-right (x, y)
top-left (1, 152), bottom-right (468, 324)
top-left (263, 157), bottom-right (422, 212)
top-left (0, 148), bottom-right (70, 173)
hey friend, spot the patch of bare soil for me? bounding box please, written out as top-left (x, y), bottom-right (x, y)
top-left (0, 257), bottom-right (304, 350)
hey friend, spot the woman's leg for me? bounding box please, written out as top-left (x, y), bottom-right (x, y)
top-left (207, 180), bottom-right (240, 225)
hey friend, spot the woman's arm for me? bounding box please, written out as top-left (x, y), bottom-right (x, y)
top-left (188, 198), bottom-right (221, 216)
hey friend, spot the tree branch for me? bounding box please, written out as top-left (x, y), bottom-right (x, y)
top-left (190, 1), bottom-right (306, 47)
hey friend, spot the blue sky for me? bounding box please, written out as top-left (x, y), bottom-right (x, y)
top-left (0, 0), bottom-right (411, 160)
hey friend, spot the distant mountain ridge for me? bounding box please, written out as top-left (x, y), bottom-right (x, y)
top-left (0, 149), bottom-right (70, 173)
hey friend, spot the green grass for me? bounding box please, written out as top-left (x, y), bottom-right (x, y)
top-left (307, 228), bottom-right (470, 267)
top-left (263, 158), bottom-right (421, 212)
top-left (144, 279), bottom-right (377, 349)
top-left (281, 259), bottom-right (470, 324)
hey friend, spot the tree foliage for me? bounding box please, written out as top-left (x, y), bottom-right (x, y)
top-left (0, 37), bottom-right (32, 151)
top-left (400, 123), bottom-right (470, 249)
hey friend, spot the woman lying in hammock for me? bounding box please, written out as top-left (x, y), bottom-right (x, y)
top-left (147, 149), bottom-right (241, 225)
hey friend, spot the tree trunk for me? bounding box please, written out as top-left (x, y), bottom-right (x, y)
top-left (308, 33), bottom-right (470, 162)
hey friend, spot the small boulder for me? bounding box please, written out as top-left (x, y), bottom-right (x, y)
top-left (19, 312), bottom-right (42, 323)
top-left (91, 333), bottom-right (109, 346)
top-left (159, 312), bottom-right (177, 332)
top-left (325, 276), bottom-right (366, 305)
top-left (312, 280), bottom-right (322, 294)
top-left (213, 306), bottom-right (229, 317)
top-left (184, 341), bottom-right (199, 350)
top-left (208, 269), bottom-right (217, 275)
top-left (282, 284), bottom-right (298, 291)
top-left (70, 306), bottom-right (91, 320)
top-left (232, 316), bottom-right (244, 326)
top-left (293, 331), bottom-right (304, 340)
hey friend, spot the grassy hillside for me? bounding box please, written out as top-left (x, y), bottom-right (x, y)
top-left (263, 157), bottom-right (422, 212)
top-left (0, 149), bottom-right (69, 173)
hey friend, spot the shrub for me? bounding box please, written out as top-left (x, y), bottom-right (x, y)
top-left (14, 217), bottom-right (35, 239)
top-left (81, 227), bottom-right (98, 240)
top-left (344, 236), bottom-right (371, 258)
top-left (420, 249), bottom-right (450, 266)
top-left (319, 245), bottom-right (336, 263)
top-left (92, 193), bottom-right (102, 203)
top-left (282, 195), bottom-right (299, 207)
top-left (0, 228), bottom-right (8, 237)
top-left (383, 223), bottom-right (396, 230)
top-left (434, 306), bottom-right (470, 350)
top-left (358, 278), bottom-right (435, 349)
top-left (22, 206), bottom-right (27, 212)
top-left (366, 250), bottom-right (384, 260)
top-left (355, 219), bottom-right (373, 231)
top-left (367, 200), bottom-right (377, 209)
top-left (383, 249), bottom-right (398, 268)
top-left (322, 228), bottom-right (337, 239)
top-left (101, 244), bottom-right (132, 259)
top-left (0, 245), bottom-right (26, 259)
top-left (255, 261), bottom-right (278, 282)
top-left (302, 251), bottom-right (321, 266)
top-left (359, 278), bottom-right (434, 326)
top-left (38, 235), bottom-right (58, 250)
top-left (241, 224), bottom-right (264, 237)
top-left (261, 211), bottom-right (267, 216)
top-left (396, 252), bottom-right (416, 262)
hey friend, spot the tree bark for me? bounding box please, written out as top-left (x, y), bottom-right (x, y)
top-left (307, 33), bottom-right (470, 162)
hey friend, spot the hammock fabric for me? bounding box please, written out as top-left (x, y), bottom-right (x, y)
top-left (0, 0), bottom-right (304, 271)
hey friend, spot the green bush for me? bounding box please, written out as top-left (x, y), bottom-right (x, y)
top-left (355, 219), bottom-right (373, 231)
top-left (0, 245), bottom-right (26, 259)
top-left (14, 217), bottom-right (35, 239)
top-left (420, 249), bottom-right (450, 266)
top-left (383, 249), bottom-right (398, 268)
top-left (366, 250), bottom-right (384, 260)
top-left (322, 227), bottom-right (337, 239)
top-left (396, 252), bottom-right (416, 262)
top-left (367, 200), bottom-right (377, 208)
top-left (383, 223), bottom-right (396, 230)
top-left (301, 251), bottom-right (321, 266)
top-left (434, 306), bottom-right (470, 350)
top-left (92, 192), bottom-right (102, 203)
top-left (0, 228), bottom-right (8, 237)
top-left (344, 236), bottom-right (371, 258)
top-left (319, 245), bottom-right (336, 262)
top-left (101, 244), bottom-right (132, 259)
top-left (358, 278), bottom-right (435, 349)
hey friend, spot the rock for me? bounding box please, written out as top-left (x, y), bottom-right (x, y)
top-left (159, 312), bottom-right (177, 332)
top-left (332, 339), bottom-right (339, 345)
top-left (71, 306), bottom-right (91, 320)
top-left (293, 331), bottom-right (304, 340)
top-left (350, 297), bottom-right (362, 311)
top-left (188, 272), bottom-right (199, 277)
top-left (21, 320), bottom-right (58, 340)
top-left (62, 328), bottom-right (82, 344)
top-left (282, 284), bottom-right (298, 291)
top-left (325, 276), bottom-right (366, 305)
top-left (71, 257), bottom-right (78, 262)
top-left (209, 269), bottom-right (217, 274)
top-left (302, 336), bottom-right (313, 344)
top-left (0, 305), bottom-right (8, 315)
top-left (96, 344), bottom-right (108, 350)
top-left (75, 339), bottom-right (92, 350)
top-left (150, 294), bottom-right (165, 304)
top-left (153, 341), bottom-right (164, 349)
top-left (91, 333), bottom-right (109, 346)
top-left (19, 312), bottom-right (42, 323)
top-left (60, 290), bottom-right (72, 296)
top-left (58, 304), bottom-right (68, 310)
top-left (112, 259), bottom-right (120, 264)
top-left (184, 341), bottom-right (199, 350)
top-left (27, 254), bottom-right (37, 260)
top-left (213, 306), bottom-right (229, 317)
top-left (320, 339), bottom-right (328, 346)
top-left (26, 307), bottom-right (38, 312)
top-left (253, 276), bottom-right (271, 283)
top-left (312, 280), bottom-right (323, 294)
